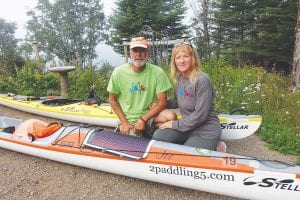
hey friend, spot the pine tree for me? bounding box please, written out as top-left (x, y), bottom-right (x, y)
top-left (253, 0), bottom-right (297, 71)
top-left (212, 0), bottom-right (256, 66)
top-left (109, 0), bottom-right (187, 54)
top-left (188, 0), bottom-right (213, 60)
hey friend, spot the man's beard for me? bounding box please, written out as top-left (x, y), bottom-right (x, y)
top-left (132, 59), bottom-right (147, 68)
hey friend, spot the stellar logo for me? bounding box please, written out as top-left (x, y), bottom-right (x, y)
top-left (220, 122), bottom-right (249, 129)
top-left (243, 177), bottom-right (300, 192)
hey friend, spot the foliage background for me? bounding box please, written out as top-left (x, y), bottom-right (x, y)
top-left (1, 60), bottom-right (299, 158)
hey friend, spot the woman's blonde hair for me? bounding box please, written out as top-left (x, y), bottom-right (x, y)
top-left (170, 43), bottom-right (201, 83)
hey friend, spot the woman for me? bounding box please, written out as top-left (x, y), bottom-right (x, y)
top-left (152, 41), bottom-right (223, 151)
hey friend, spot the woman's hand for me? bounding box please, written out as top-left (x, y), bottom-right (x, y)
top-left (159, 120), bottom-right (173, 129)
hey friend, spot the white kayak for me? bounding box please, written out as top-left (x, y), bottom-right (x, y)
top-left (0, 116), bottom-right (298, 200)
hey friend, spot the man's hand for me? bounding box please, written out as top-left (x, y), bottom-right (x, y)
top-left (133, 118), bottom-right (146, 134)
top-left (120, 122), bottom-right (134, 135)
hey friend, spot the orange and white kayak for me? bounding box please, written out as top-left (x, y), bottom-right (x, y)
top-left (0, 94), bottom-right (262, 140)
top-left (0, 116), bottom-right (299, 200)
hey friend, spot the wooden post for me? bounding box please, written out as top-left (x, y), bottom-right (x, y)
top-left (122, 38), bottom-right (129, 63)
top-left (32, 42), bottom-right (42, 73)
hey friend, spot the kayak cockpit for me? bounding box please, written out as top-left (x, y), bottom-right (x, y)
top-left (11, 119), bottom-right (62, 142)
top-left (41, 98), bottom-right (82, 106)
top-left (0, 116), bottom-right (94, 146)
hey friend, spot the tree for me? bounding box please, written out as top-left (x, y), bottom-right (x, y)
top-left (189, 0), bottom-right (297, 71)
top-left (252, 0), bottom-right (297, 71)
top-left (291, 0), bottom-right (300, 91)
top-left (188, 0), bottom-right (213, 60)
top-left (99, 61), bottom-right (114, 79)
top-left (212, 0), bottom-right (257, 67)
top-left (0, 18), bottom-right (24, 76)
top-left (109, 0), bottom-right (187, 54)
top-left (26, 0), bottom-right (106, 69)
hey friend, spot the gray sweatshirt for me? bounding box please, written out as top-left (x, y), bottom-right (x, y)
top-left (169, 72), bottom-right (221, 139)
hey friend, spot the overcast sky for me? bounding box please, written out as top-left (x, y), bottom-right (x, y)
top-left (0, 0), bottom-right (116, 38)
top-left (0, 1), bottom-right (192, 67)
top-left (0, 0), bottom-right (37, 38)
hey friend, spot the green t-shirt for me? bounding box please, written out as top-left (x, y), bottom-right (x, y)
top-left (107, 63), bottom-right (172, 123)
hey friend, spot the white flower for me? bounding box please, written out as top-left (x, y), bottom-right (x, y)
top-left (243, 87), bottom-right (249, 91)
top-left (255, 84), bottom-right (261, 90)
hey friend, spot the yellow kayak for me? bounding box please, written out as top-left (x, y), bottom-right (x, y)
top-left (0, 94), bottom-right (262, 140)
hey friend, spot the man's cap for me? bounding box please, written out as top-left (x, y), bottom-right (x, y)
top-left (129, 37), bottom-right (149, 49)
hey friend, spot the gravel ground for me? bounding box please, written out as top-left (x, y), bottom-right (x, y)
top-left (0, 105), bottom-right (297, 200)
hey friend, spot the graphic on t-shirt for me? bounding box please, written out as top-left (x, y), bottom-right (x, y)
top-left (129, 82), bottom-right (147, 94)
top-left (178, 85), bottom-right (193, 97)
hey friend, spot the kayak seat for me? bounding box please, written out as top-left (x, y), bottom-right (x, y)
top-left (84, 130), bottom-right (152, 160)
top-left (12, 119), bottom-right (62, 142)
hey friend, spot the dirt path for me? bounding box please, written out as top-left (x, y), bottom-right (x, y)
top-left (0, 105), bottom-right (297, 200)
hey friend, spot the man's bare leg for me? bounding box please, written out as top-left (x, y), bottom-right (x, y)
top-left (154, 109), bottom-right (177, 127)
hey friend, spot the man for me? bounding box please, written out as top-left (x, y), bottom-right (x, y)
top-left (107, 37), bottom-right (172, 137)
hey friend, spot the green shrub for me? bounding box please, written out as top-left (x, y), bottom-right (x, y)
top-left (68, 67), bottom-right (110, 101)
top-left (203, 59), bottom-right (299, 156)
top-left (14, 61), bottom-right (60, 96)
top-left (0, 75), bottom-right (18, 93)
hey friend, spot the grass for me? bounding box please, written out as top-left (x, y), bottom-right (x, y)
top-left (203, 60), bottom-right (300, 157)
